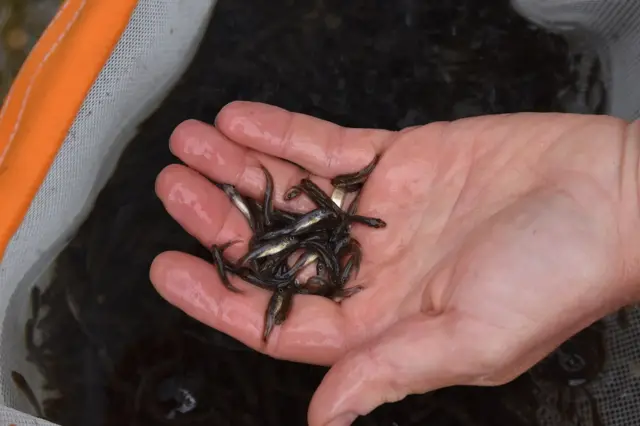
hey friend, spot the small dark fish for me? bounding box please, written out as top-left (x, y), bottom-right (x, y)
top-left (210, 240), bottom-right (243, 293)
top-left (331, 191), bottom-right (365, 238)
top-left (344, 239), bottom-right (362, 280)
top-left (332, 285), bottom-right (364, 300)
top-left (299, 275), bottom-right (334, 296)
top-left (338, 182), bottom-right (365, 193)
top-left (285, 179), bottom-right (342, 215)
top-left (284, 185), bottom-right (302, 200)
top-left (282, 158), bottom-right (307, 171)
top-left (220, 183), bottom-right (257, 232)
top-left (246, 197), bottom-right (263, 214)
top-left (279, 251), bottom-right (319, 279)
top-left (348, 215), bottom-right (386, 228)
top-left (260, 165), bottom-right (276, 228)
top-left (11, 371), bottom-right (43, 418)
top-left (244, 198), bottom-right (266, 238)
top-left (348, 189), bottom-right (363, 215)
top-left (259, 208), bottom-right (339, 240)
top-left (257, 244), bottom-right (301, 275)
top-left (274, 260), bottom-right (292, 279)
top-left (300, 240), bottom-right (341, 285)
top-left (303, 230), bottom-right (332, 243)
top-left (263, 285), bottom-right (295, 342)
top-left (300, 178), bottom-right (343, 214)
top-left (333, 235), bottom-right (352, 256)
top-left (252, 199), bottom-right (303, 223)
top-left (331, 221), bottom-right (350, 242)
top-left (340, 255), bottom-right (359, 286)
top-left (272, 208), bottom-right (303, 223)
top-left (238, 235), bottom-right (300, 266)
top-left (231, 267), bottom-right (291, 291)
top-left (331, 155), bottom-right (379, 189)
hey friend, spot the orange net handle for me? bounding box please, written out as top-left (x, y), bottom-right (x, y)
top-left (0, 0), bottom-right (138, 262)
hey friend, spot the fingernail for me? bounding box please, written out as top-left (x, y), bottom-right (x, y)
top-left (325, 412), bottom-right (358, 426)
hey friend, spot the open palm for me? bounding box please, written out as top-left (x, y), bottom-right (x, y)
top-left (151, 101), bottom-right (640, 426)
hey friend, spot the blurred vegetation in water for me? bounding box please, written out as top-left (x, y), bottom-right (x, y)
top-left (0, 0), bottom-right (62, 101)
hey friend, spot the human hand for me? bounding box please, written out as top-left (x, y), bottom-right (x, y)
top-left (150, 101), bottom-right (640, 426)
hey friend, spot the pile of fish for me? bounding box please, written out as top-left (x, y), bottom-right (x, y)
top-left (210, 155), bottom-right (386, 342)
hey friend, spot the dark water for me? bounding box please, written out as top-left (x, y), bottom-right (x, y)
top-left (22, 0), bottom-right (608, 425)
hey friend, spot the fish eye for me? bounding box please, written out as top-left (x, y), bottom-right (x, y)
top-left (558, 350), bottom-right (587, 373)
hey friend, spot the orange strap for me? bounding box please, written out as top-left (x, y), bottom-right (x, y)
top-left (0, 0), bottom-right (138, 262)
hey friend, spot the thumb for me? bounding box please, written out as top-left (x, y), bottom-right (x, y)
top-left (308, 313), bottom-right (486, 426)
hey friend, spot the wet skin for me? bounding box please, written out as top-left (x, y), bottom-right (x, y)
top-left (151, 101), bottom-right (640, 426)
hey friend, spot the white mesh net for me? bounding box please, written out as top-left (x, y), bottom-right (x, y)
top-left (0, 0), bottom-right (639, 424)
top-left (0, 0), bottom-right (216, 423)
top-left (509, 2), bottom-right (640, 426)
top-left (511, 0), bottom-right (640, 121)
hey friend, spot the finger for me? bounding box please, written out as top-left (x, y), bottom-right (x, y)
top-left (155, 163), bottom-right (252, 258)
top-left (169, 119), bottom-right (341, 212)
top-left (150, 250), bottom-right (348, 365)
top-left (308, 314), bottom-right (478, 426)
top-left (215, 101), bottom-right (398, 177)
